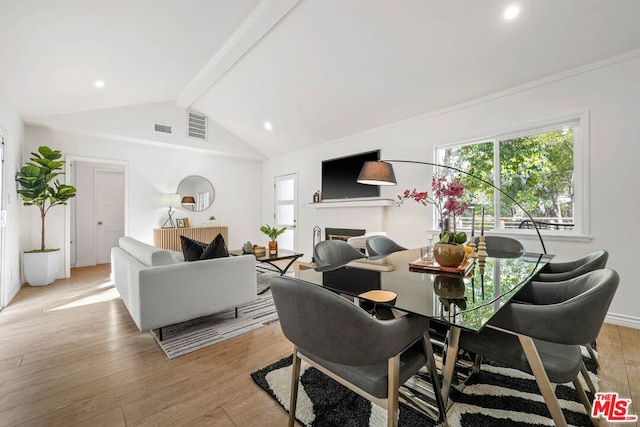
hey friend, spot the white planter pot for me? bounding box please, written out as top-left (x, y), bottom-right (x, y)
top-left (23, 250), bottom-right (60, 286)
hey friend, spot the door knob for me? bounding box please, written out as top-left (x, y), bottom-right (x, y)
top-left (98, 221), bottom-right (103, 225)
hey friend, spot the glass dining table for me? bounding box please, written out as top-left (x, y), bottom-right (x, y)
top-left (296, 247), bottom-right (554, 423)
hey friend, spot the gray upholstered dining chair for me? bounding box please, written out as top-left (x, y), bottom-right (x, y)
top-left (532, 249), bottom-right (608, 282)
top-left (313, 239), bottom-right (366, 272)
top-left (473, 235), bottom-right (525, 258)
top-left (365, 236), bottom-right (407, 260)
top-left (270, 275), bottom-right (434, 427)
top-left (457, 269), bottom-right (619, 427)
top-left (513, 249), bottom-right (609, 366)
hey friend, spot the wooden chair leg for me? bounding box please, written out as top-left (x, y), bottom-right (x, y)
top-left (289, 348), bottom-right (302, 427)
top-left (586, 343), bottom-right (600, 368)
top-left (580, 361), bottom-right (597, 395)
top-left (518, 335), bottom-right (568, 427)
top-left (573, 377), bottom-right (599, 426)
top-left (387, 355), bottom-right (400, 427)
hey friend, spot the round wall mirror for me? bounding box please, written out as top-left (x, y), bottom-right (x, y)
top-left (177, 175), bottom-right (215, 212)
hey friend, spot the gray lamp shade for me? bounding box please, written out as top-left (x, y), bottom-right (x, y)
top-left (357, 161), bottom-right (397, 185)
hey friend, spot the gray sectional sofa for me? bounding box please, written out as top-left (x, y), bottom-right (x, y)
top-left (111, 236), bottom-right (257, 332)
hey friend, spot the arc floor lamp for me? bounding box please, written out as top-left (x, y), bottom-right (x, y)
top-left (357, 160), bottom-right (547, 254)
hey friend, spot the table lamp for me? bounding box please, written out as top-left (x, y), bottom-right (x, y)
top-left (161, 193), bottom-right (182, 228)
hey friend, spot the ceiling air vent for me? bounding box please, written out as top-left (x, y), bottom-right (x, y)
top-left (187, 110), bottom-right (208, 141)
top-left (154, 124), bottom-right (172, 134)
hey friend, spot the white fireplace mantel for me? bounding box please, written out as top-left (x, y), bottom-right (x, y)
top-left (310, 198), bottom-right (394, 209)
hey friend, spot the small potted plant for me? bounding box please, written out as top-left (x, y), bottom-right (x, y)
top-left (260, 225), bottom-right (287, 257)
top-left (15, 146), bottom-right (77, 286)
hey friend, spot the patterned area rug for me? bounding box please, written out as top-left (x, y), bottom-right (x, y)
top-left (151, 272), bottom-right (279, 359)
top-left (251, 348), bottom-right (598, 426)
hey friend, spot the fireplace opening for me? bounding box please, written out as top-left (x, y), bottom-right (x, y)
top-left (324, 228), bottom-right (366, 242)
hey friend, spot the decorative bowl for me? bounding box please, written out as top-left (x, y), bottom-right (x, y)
top-left (252, 246), bottom-right (266, 257)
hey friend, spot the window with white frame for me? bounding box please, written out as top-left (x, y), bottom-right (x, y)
top-left (435, 114), bottom-right (588, 236)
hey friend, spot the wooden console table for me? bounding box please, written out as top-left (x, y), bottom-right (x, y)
top-left (153, 226), bottom-right (228, 251)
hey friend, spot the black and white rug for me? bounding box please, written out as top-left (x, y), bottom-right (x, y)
top-left (251, 348), bottom-right (598, 426)
top-left (151, 272), bottom-right (279, 358)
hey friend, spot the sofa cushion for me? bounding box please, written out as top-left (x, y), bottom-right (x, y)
top-left (167, 249), bottom-right (185, 262)
top-left (201, 233), bottom-right (229, 259)
top-left (180, 236), bottom-right (207, 262)
top-left (118, 236), bottom-right (177, 267)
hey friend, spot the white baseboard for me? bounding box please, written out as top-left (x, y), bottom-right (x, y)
top-left (74, 261), bottom-right (96, 268)
top-left (605, 312), bottom-right (640, 330)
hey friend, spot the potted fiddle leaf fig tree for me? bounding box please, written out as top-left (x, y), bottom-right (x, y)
top-left (15, 146), bottom-right (77, 286)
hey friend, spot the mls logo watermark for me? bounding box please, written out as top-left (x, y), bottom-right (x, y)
top-left (591, 392), bottom-right (637, 422)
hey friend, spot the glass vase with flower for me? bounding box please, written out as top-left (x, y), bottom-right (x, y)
top-left (397, 174), bottom-right (469, 267)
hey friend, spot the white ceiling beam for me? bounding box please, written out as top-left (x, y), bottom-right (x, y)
top-left (176, 0), bottom-right (300, 108)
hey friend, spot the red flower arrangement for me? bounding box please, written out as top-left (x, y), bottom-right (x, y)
top-left (397, 174), bottom-right (469, 243)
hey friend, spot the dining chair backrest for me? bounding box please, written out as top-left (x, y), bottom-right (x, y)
top-left (346, 231), bottom-right (387, 253)
top-left (535, 249), bottom-right (608, 282)
top-left (366, 236), bottom-right (407, 260)
top-left (270, 275), bottom-right (429, 365)
top-left (491, 268), bottom-right (619, 346)
top-left (313, 239), bottom-right (366, 272)
top-left (513, 249), bottom-right (610, 369)
top-left (474, 236), bottom-right (525, 258)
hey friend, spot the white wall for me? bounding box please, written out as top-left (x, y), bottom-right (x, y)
top-left (29, 102), bottom-right (266, 161)
top-left (0, 88), bottom-right (24, 307)
top-left (24, 125), bottom-right (264, 279)
top-left (263, 54), bottom-right (640, 327)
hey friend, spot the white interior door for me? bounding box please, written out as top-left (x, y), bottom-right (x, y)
top-left (95, 169), bottom-right (124, 264)
top-left (0, 135), bottom-right (5, 309)
top-left (274, 173), bottom-right (297, 251)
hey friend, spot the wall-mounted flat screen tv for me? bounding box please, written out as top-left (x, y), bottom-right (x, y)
top-left (321, 150), bottom-right (380, 200)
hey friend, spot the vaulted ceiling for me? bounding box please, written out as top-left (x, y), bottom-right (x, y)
top-left (2, 0), bottom-right (640, 159)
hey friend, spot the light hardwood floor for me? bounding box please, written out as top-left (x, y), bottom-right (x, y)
top-left (0, 265), bottom-right (637, 426)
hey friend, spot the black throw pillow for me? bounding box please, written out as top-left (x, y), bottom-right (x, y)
top-left (200, 233), bottom-right (229, 260)
top-left (180, 236), bottom-right (208, 262)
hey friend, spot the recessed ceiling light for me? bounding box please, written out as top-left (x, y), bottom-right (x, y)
top-left (264, 121), bottom-right (273, 131)
top-left (94, 80), bottom-right (106, 88)
top-left (504, 5), bottom-right (520, 20)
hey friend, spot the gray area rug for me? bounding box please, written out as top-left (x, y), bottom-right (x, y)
top-left (252, 348), bottom-right (599, 426)
top-left (151, 272), bottom-right (279, 359)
